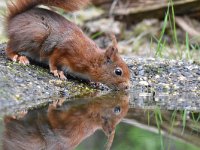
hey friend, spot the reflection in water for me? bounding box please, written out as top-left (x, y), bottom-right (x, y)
top-left (124, 108), bottom-right (200, 149)
top-left (3, 92), bottom-right (129, 150)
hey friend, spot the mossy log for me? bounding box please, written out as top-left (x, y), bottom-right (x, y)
top-left (92, 0), bottom-right (200, 22)
top-left (0, 43), bottom-right (199, 114)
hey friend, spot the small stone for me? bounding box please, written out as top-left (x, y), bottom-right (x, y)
top-left (15, 78), bottom-right (24, 83)
top-left (178, 75), bottom-right (186, 81)
top-left (139, 70), bottom-right (145, 76)
top-left (139, 81), bottom-right (149, 86)
top-left (155, 75), bottom-right (160, 79)
top-left (139, 93), bottom-right (152, 96)
top-left (138, 66), bottom-right (143, 71)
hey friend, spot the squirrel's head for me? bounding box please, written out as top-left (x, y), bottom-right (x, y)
top-left (91, 34), bottom-right (130, 90)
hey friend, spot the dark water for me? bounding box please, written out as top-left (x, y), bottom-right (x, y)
top-left (0, 91), bottom-right (200, 150)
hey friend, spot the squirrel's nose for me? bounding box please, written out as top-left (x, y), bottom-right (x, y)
top-left (124, 81), bottom-right (130, 90)
top-left (114, 81), bottom-right (131, 90)
top-left (124, 85), bottom-right (129, 90)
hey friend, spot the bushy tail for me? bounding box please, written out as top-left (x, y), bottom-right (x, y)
top-left (7, 0), bottom-right (90, 22)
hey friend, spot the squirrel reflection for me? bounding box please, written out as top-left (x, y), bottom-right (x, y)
top-left (3, 92), bottom-right (129, 150)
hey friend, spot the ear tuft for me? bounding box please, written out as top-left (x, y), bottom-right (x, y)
top-left (109, 33), bottom-right (117, 47)
top-left (105, 33), bottom-right (118, 61)
top-left (105, 46), bottom-right (118, 61)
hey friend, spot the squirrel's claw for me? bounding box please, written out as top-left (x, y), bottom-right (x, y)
top-left (11, 55), bottom-right (30, 65)
top-left (18, 56), bottom-right (30, 65)
top-left (58, 71), bottom-right (67, 80)
top-left (51, 70), bottom-right (67, 80)
top-left (12, 55), bottom-right (19, 62)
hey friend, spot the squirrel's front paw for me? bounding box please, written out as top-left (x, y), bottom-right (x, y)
top-left (11, 55), bottom-right (30, 65)
top-left (51, 70), bottom-right (67, 80)
top-left (18, 56), bottom-right (30, 65)
top-left (48, 98), bottom-right (64, 111)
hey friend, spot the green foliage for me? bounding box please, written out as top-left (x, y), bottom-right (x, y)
top-left (155, 3), bottom-right (170, 57)
top-left (155, 0), bottom-right (200, 61)
top-left (181, 109), bottom-right (187, 134)
top-left (91, 31), bottom-right (104, 39)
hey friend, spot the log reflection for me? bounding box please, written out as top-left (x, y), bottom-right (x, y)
top-left (125, 108), bottom-right (200, 147)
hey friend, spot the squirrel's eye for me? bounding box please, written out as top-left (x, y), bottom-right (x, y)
top-left (114, 67), bottom-right (123, 76)
top-left (114, 106), bottom-right (121, 114)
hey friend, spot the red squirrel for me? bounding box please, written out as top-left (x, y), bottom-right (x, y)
top-left (3, 92), bottom-right (129, 150)
top-left (5, 0), bottom-right (130, 90)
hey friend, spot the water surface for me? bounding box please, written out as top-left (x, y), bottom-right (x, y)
top-left (0, 91), bottom-right (200, 150)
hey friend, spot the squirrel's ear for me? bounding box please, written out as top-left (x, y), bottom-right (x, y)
top-left (105, 46), bottom-right (118, 61)
top-left (105, 33), bottom-right (118, 61)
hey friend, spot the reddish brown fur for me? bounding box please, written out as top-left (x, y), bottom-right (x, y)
top-left (5, 0), bottom-right (130, 90)
top-left (3, 92), bottom-right (129, 150)
top-left (6, 0), bottom-right (90, 22)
